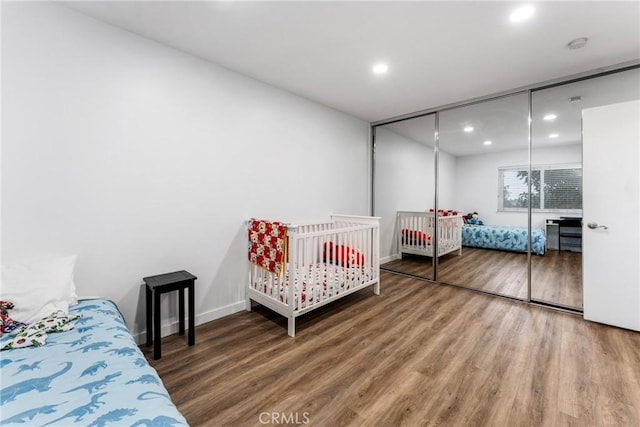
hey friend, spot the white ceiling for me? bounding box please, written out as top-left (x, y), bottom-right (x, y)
top-left (62, 1), bottom-right (640, 123)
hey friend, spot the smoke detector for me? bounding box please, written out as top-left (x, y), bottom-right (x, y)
top-left (567, 37), bottom-right (588, 50)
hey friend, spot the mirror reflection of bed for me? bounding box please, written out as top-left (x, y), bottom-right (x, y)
top-left (375, 68), bottom-right (637, 313)
top-left (436, 93), bottom-right (532, 300)
top-left (375, 90), bottom-right (584, 309)
top-left (439, 217), bottom-right (582, 306)
top-left (384, 228), bottom-right (582, 307)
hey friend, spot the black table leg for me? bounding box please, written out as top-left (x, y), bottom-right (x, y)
top-left (153, 290), bottom-right (161, 360)
top-left (188, 281), bottom-right (195, 346)
top-left (178, 287), bottom-right (185, 336)
top-left (146, 285), bottom-right (152, 346)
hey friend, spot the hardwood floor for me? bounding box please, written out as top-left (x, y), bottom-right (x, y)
top-left (383, 247), bottom-right (582, 308)
top-left (531, 250), bottom-right (582, 308)
top-left (143, 271), bottom-right (639, 427)
top-left (382, 254), bottom-right (434, 280)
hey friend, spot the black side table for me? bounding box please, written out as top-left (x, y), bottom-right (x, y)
top-left (143, 270), bottom-right (197, 360)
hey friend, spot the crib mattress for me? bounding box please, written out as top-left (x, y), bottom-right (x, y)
top-left (439, 239), bottom-right (460, 254)
top-left (252, 263), bottom-right (374, 310)
top-left (400, 230), bottom-right (460, 256)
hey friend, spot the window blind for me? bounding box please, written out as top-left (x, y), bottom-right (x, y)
top-left (542, 168), bottom-right (582, 210)
top-left (499, 165), bottom-right (581, 212)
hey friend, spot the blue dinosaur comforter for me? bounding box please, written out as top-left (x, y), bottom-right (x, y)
top-left (462, 225), bottom-right (546, 255)
top-left (0, 299), bottom-right (187, 426)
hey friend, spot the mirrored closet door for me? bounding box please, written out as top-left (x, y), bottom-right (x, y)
top-left (373, 65), bottom-right (639, 309)
top-left (530, 67), bottom-right (640, 310)
top-left (374, 114), bottom-right (436, 280)
top-left (437, 93), bottom-right (530, 299)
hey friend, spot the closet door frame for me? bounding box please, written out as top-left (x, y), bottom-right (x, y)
top-left (371, 61), bottom-right (640, 313)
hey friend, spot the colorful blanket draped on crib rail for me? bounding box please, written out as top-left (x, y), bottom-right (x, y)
top-left (248, 219), bottom-right (288, 275)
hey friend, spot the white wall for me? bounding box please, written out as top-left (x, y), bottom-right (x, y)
top-left (375, 127), bottom-right (433, 260)
top-left (374, 127), bottom-right (456, 260)
top-left (453, 144), bottom-right (582, 229)
top-left (438, 150), bottom-right (457, 210)
top-left (1, 2), bottom-right (370, 339)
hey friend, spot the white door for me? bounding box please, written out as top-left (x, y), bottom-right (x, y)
top-left (582, 100), bottom-right (640, 331)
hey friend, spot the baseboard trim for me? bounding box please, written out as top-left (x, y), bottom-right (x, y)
top-left (133, 300), bottom-right (246, 345)
top-left (381, 254), bottom-right (401, 264)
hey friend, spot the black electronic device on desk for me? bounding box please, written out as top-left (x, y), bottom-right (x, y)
top-left (546, 217), bottom-right (582, 252)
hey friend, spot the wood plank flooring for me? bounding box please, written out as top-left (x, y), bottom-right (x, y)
top-left (383, 247), bottom-right (582, 308)
top-left (143, 271), bottom-right (639, 427)
top-left (531, 250), bottom-right (582, 308)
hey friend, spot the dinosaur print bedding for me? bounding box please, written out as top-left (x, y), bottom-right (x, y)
top-left (0, 298), bottom-right (187, 426)
top-left (462, 224), bottom-right (546, 255)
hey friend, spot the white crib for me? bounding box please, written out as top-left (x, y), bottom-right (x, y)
top-left (247, 214), bottom-right (380, 337)
top-left (397, 211), bottom-right (463, 258)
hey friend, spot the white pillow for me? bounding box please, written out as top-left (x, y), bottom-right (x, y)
top-left (0, 255), bottom-right (77, 324)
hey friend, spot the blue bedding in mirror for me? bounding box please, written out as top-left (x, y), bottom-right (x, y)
top-left (462, 225), bottom-right (545, 255)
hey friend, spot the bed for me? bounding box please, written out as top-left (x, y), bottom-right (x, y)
top-left (397, 211), bottom-right (463, 258)
top-left (462, 224), bottom-right (546, 255)
top-left (247, 214), bottom-right (380, 337)
top-left (0, 298), bottom-right (187, 426)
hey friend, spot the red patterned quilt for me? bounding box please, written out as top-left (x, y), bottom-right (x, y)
top-left (248, 219), bottom-right (288, 275)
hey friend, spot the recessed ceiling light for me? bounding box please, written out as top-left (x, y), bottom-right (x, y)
top-left (463, 126), bottom-right (474, 133)
top-left (543, 113), bottom-right (557, 121)
top-left (567, 37), bottom-right (588, 50)
top-left (483, 140), bottom-right (492, 146)
top-left (549, 133), bottom-right (559, 139)
top-left (509, 5), bottom-right (535, 22)
top-left (372, 63), bottom-right (388, 74)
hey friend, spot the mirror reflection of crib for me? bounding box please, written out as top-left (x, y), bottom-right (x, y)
top-left (396, 211), bottom-right (463, 259)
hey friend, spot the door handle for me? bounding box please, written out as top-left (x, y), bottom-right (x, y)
top-left (587, 222), bottom-right (608, 230)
